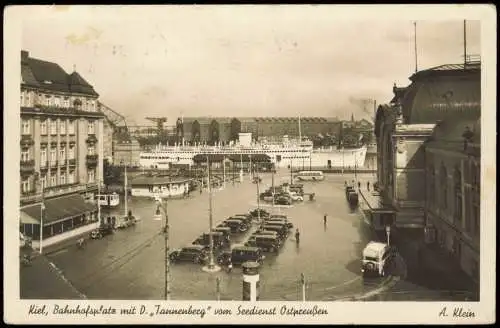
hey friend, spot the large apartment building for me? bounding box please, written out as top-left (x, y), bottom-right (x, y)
top-left (19, 50), bottom-right (105, 250)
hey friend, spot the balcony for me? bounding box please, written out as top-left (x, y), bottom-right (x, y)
top-left (20, 182), bottom-right (98, 205)
top-left (20, 135), bottom-right (34, 148)
top-left (59, 159), bottom-right (67, 166)
top-left (86, 134), bottom-right (98, 145)
top-left (86, 154), bottom-right (98, 167)
top-left (68, 158), bottom-right (76, 166)
top-left (50, 160), bottom-right (58, 168)
top-left (20, 159), bottom-right (35, 173)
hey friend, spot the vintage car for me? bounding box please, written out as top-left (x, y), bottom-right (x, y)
top-left (217, 246), bottom-right (265, 266)
top-left (275, 195), bottom-right (292, 205)
top-left (90, 223), bottom-right (114, 239)
top-left (170, 245), bottom-right (209, 264)
top-left (361, 242), bottom-right (392, 277)
top-left (192, 232), bottom-right (227, 249)
top-left (249, 208), bottom-right (270, 219)
top-left (245, 234), bottom-right (281, 252)
top-left (260, 191), bottom-right (274, 202)
top-left (286, 191), bottom-right (304, 201)
top-left (222, 218), bottom-right (249, 233)
top-left (116, 215), bottom-right (137, 229)
top-left (231, 214), bottom-right (254, 225)
top-left (263, 218), bottom-right (293, 229)
top-left (257, 224), bottom-right (289, 240)
top-left (213, 227), bottom-right (231, 243)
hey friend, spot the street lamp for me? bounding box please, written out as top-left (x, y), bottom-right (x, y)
top-left (203, 155), bottom-right (220, 273)
top-left (154, 196), bottom-right (171, 300)
top-left (35, 172), bottom-right (45, 254)
top-left (385, 225), bottom-right (391, 246)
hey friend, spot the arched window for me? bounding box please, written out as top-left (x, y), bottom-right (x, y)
top-left (453, 166), bottom-right (462, 224)
top-left (440, 164), bottom-right (448, 210)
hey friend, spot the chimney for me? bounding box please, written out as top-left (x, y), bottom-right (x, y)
top-left (21, 50), bottom-right (29, 63)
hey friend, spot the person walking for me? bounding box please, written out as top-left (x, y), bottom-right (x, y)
top-left (367, 181), bottom-right (370, 191)
top-left (295, 228), bottom-right (300, 244)
top-left (323, 214), bottom-right (327, 225)
top-left (358, 181), bottom-right (361, 189)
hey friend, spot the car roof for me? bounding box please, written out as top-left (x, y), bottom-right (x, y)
top-left (183, 245), bottom-right (205, 250)
top-left (363, 241), bottom-right (388, 254)
top-left (232, 245), bottom-right (261, 252)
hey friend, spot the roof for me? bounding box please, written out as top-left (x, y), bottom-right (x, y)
top-left (21, 50), bottom-right (98, 97)
top-left (410, 62), bottom-right (481, 81)
top-left (21, 194), bottom-right (97, 225)
top-left (426, 116), bottom-right (481, 154)
top-left (363, 241), bottom-right (388, 254)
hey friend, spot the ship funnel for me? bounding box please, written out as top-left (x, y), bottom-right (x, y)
top-left (239, 132), bottom-right (252, 147)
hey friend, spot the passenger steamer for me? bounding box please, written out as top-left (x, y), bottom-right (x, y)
top-left (139, 132), bottom-right (367, 170)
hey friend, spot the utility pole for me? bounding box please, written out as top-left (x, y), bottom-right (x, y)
top-left (414, 21), bottom-right (418, 73)
top-left (155, 197), bottom-right (171, 300)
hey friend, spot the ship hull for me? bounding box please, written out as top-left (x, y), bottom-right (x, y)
top-left (139, 146), bottom-right (367, 169)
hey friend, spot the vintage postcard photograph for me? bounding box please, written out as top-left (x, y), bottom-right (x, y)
top-left (3, 4), bottom-right (496, 325)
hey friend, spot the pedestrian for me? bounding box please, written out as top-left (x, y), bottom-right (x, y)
top-left (344, 181), bottom-right (347, 187)
top-left (367, 181), bottom-right (370, 191)
top-left (323, 214), bottom-right (327, 225)
top-left (227, 258), bottom-right (233, 273)
top-left (295, 228), bottom-right (300, 244)
top-left (358, 181), bottom-right (361, 189)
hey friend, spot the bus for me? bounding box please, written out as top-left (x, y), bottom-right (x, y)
top-left (294, 171), bottom-right (325, 181)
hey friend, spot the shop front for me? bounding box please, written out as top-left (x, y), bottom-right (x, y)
top-left (20, 194), bottom-right (99, 250)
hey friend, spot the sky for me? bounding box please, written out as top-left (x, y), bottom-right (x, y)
top-left (19, 5), bottom-right (481, 126)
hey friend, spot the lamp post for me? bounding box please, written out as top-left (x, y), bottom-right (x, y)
top-left (385, 225), bottom-right (391, 246)
top-left (256, 164), bottom-right (261, 222)
top-left (155, 196), bottom-right (170, 300)
top-left (223, 156), bottom-right (226, 189)
top-left (203, 155), bottom-right (220, 273)
top-left (36, 174), bottom-right (45, 255)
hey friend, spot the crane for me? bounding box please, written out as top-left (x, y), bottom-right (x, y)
top-left (145, 117), bottom-right (168, 135)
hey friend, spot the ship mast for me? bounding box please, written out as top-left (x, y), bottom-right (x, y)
top-left (298, 115), bottom-right (302, 142)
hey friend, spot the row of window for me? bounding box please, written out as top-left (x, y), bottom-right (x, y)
top-left (20, 92), bottom-right (97, 111)
top-left (21, 119), bottom-right (96, 135)
top-left (20, 145), bottom-right (95, 162)
top-left (21, 170), bottom-right (96, 193)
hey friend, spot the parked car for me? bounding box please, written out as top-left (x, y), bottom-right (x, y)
top-left (90, 224), bottom-right (114, 239)
top-left (192, 232), bottom-right (226, 249)
top-left (263, 219), bottom-right (293, 229)
top-left (257, 224), bottom-right (288, 240)
top-left (217, 246), bottom-right (265, 266)
top-left (232, 214), bottom-right (253, 225)
top-left (361, 241), bottom-right (392, 277)
top-left (245, 234), bottom-right (281, 252)
top-left (275, 195), bottom-right (292, 205)
top-left (249, 208), bottom-right (270, 219)
top-left (214, 227), bottom-right (231, 244)
top-left (170, 245), bottom-right (209, 264)
top-left (287, 191), bottom-right (304, 201)
top-left (223, 218), bottom-right (249, 233)
top-left (260, 191), bottom-right (274, 202)
top-left (116, 216), bottom-right (136, 229)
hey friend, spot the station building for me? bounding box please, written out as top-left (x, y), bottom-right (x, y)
top-left (374, 61), bottom-right (480, 283)
top-left (19, 50), bottom-right (105, 250)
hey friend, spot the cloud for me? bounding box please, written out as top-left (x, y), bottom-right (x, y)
top-left (20, 6), bottom-right (482, 124)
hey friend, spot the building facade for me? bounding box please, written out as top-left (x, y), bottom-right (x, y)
top-left (113, 138), bottom-right (142, 167)
top-left (178, 116), bottom-right (341, 144)
top-left (19, 50), bottom-right (105, 250)
top-left (374, 62), bottom-right (481, 282)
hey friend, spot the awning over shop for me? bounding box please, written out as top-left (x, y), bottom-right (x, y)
top-left (20, 194), bottom-right (97, 225)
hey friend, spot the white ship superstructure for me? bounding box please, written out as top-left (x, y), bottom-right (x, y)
top-left (139, 132), bottom-right (367, 169)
